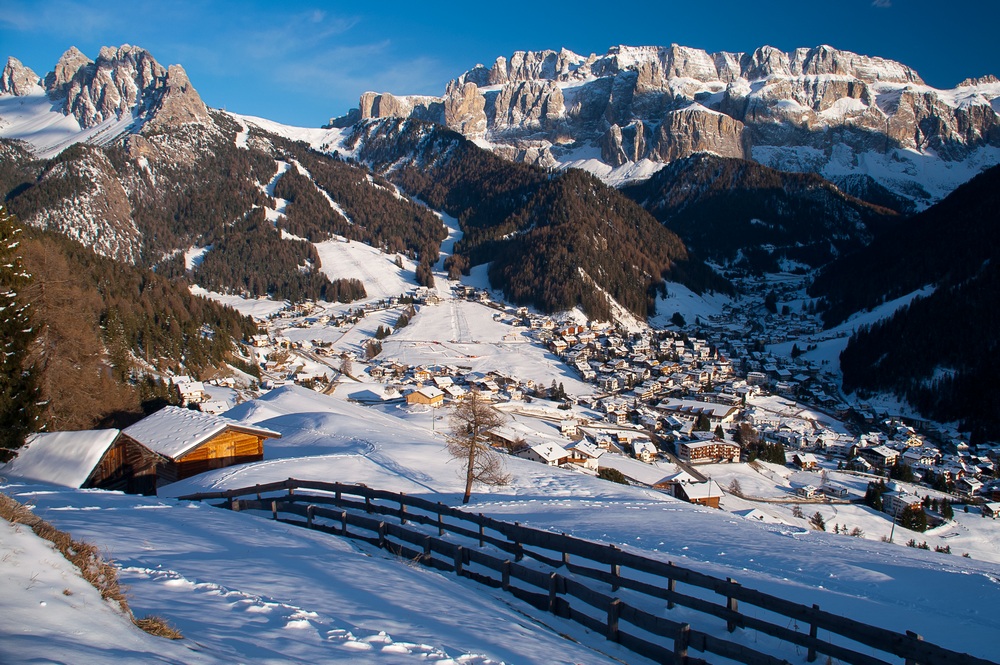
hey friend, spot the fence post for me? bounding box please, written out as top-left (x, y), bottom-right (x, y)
top-left (609, 544), bottom-right (620, 592)
top-left (335, 485), bottom-right (342, 505)
top-left (666, 565), bottom-right (676, 610)
top-left (725, 577), bottom-right (739, 632)
top-left (561, 533), bottom-right (569, 566)
top-left (255, 483), bottom-right (262, 500)
top-left (905, 630), bottom-right (923, 665)
top-left (807, 603), bottom-right (819, 662)
top-left (400, 493), bottom-right (407, 525)
top-left (454, 546), bottom-right (464, 576)
top-left (606, 598), bottom-right (621, 642)
top-left (271, 500), bottom-right (278, 520)
top-left (513, 522), bottom-right (523, 561)
top-left (306, 505), bottom-right (314, 529)
top-left (365, 495), bottom-right (372, 513)
top-left (548, 572), bottom-right (559, 614)
top-left (674, 623), bottom-right (691, 663)
top-left (423, 535), bottom-right (432, 563)
top-left (502, 560), bottom-right (511, 591)
top-left (341, 510), bottom-right (348, 536)
top-left (478, 514), bottom-right (485, 547)
top-left (437, 503), bottom-right (445, 536)
top-left (378, 521), bottom-right (386, 549)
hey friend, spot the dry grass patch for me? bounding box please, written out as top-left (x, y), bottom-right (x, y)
top-left (0, 492), bottom-right (182, 640)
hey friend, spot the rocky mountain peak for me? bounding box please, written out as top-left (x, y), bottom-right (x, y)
top-left (32, 44), bottom-right (210, 132)
top-left (0, 57), bottom-right (40, 96)
top-left (349, 42), bottom-right (999, 207)
top-left (44, 46), bottom-right (93, 98)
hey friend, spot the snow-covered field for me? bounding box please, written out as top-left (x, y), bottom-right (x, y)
top-left (4, 385), bottom-right (1000, 664)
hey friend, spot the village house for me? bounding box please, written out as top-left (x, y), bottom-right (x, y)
top-left (674, 479), bottom-right (725, 509)
top-left (857, 445), bottom-right (900, 471)
top-left (655, 399), bottom-right (739, 427)
top-left (677, 440), bottom-right (741, 465)
top-left (565, 440), bottom-right (604, 470)
top-left (882, 490), bottom-right (923, 518)
top-left (514, 442), bottom-right (570, 466)
top-left (405, 386), bottom-right (445, 407)
top-left (792, 452), bottom-right (820, 470)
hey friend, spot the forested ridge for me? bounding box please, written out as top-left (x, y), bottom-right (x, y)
top-left (829, 165), bottom-right (1000, 439)
top-left (350, 119), bottom-right (729, 318)
top-left (17, 227), bottom-right (260, 431)
top-left (810, 164), bottom-right (1000, 327)
top-left (621, 154), bottom-right (898, 273)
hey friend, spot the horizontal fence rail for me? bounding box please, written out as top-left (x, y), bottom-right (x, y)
top-left (179, 479), bottom-right (995, 665)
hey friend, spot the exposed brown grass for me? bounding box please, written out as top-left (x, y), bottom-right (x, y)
top-left (0, 492), bottom-right (182, 640)
top-left (133, 615), bottom-right (183, 640)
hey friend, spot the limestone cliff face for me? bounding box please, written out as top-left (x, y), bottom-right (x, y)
top-left (651, 107), bottom-right (747, 162)
top-left (341, 43), bottom-right (1000, 203)
top-left (37, 45), bottom-right (210, 131)
top-left (0, 57), bottom-right (40, 96)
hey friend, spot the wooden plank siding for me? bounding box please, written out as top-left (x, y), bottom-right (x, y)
top-left (85, 438), bottom-right (161, 495)
top-left (166, 431), bottom-right (265, 483)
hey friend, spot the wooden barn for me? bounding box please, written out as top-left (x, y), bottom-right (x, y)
top-left (1, 429), bottom-right (127, 489)
top-left (120, 406), bottom-right (281, 486)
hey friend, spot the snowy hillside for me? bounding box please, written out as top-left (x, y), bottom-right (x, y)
top-left (4, 385), bottom-right (999, 663)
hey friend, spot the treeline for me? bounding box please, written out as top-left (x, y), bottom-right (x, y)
top-left (19, 228), bottom-right (260, 430)
top-left (621, 154), bottom-right (897, 273)
top-left (351, 119), bottom-right (724, 319)
top-left (811, 164), bottom-right (1000, 327)
top-left (190, 210), bottom-right (366, 303)
top-left (271, 136), bottom-right (447, 274)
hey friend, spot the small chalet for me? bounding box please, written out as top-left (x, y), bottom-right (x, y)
top-left (982, 503), bottom-right (1000, 519)
top-left (121, 406), bottom-right (281, 487)
top-left (674, 479), bottom-right (725, 509)
top-left (792, 452), bottom-right (820, 470)
top-left (405, 386), bottom-right (444, 407)
top-left (515, 442), bottom-right (570, 466)
top-left (565, 440), bottom-right (604, 470)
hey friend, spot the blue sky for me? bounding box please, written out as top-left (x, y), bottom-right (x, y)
top-left (2, 0), bottom-right (997, 127)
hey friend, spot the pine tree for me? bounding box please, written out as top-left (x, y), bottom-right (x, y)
top-left (0, 208), bottom-right (42, 460)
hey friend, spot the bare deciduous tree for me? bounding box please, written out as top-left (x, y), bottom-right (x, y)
top-left (446, 390), bottom-right (510, 504)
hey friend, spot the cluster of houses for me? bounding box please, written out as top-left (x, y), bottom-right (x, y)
top-left (839, 422), bottom-right (999, 499)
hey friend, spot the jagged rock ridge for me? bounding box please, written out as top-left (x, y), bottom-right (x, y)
top-left (2, 45), bottom-right (210, 132)
top-left (338, 44), bottom-right (1000, 206)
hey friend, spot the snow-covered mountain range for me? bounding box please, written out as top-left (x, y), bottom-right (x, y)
top-left (337, 44), bottom-right (1000, 207)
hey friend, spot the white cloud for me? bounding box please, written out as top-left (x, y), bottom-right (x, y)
top-left (872, 0), bottom-right (892, 7)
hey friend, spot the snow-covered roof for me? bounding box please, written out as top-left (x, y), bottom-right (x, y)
top-left (2, 430), bottom-right (121, 488)
top-left (121, 406), bottom-right (281, 460)
top-left (530, 442), bottom-right (569, 463)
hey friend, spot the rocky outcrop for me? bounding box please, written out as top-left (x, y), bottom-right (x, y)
top-left (443, 81), bottom-right (486, 136)
top-left (359, 91), bottom-right (442, 123)
top-left (36, 45), bottom-right (210, 131)
top-left (652, 107), bottom-right (746, 161)
top-left (143, 64), bottom-right (211, 132)
top-left (1, 57), bottom-right (40, 95)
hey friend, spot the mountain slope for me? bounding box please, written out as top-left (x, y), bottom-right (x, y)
top-left (348, 118), bottom-right (730, 319)
top-left (621, 154), bottom-right (899, 272)
top-left (342, 44), bottom-right (1000, 207)
top-left (808, 165), bottom-right (1000, 436)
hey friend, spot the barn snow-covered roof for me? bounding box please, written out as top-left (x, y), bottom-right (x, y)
top-left (121, 406), bottom-right (280, 460)
top-left (2, 430), bottom-right (121, 488)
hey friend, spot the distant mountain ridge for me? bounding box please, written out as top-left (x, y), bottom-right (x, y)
top-left (338, 43), bottom-right (1000, 207)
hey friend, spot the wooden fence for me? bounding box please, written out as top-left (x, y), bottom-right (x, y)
top-left (179, 479), bottom-right (995, 665)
